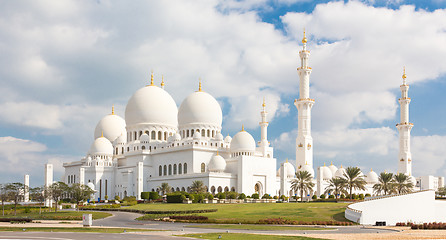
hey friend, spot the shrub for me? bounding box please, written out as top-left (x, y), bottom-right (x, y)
top-left (365, 193), bottom-right (371, 198)
top-left (24, 207), bottom-right (31, 213)
top-left (207, 194), bottom-right (214, 200)
top-left (141, 192), bottom-right (150, 200)
top-left (227, 191), bottom-right (237, 199)
top-left (251, 193), bottom-right (260, 199)
top-left (328, 195), bottom-right (335, 199)
top-left (114, 195), bottom-right (121, 201)
top-left (312, 195), bottom-right (317, 200)
top-left (238, 193), bottom-right (246, 200)
top-left (340, 194), bottom-right (346, 199)
top-left (191, 193), bottom-right (205, 203)
top-left (351, 194), bottom-right (357, 199)
top-left (149, 191), bottom-right (160, 200)
top-left (167, 193), bottom-right (184, 203)
top-left (169, 215), bottom-right (208, 221)
top-left (319, 194), bottom-right (326, 199)
top-left (216, 192), bottom-right (226, 200)
top-left (358, 194), bottom-right (364, 200)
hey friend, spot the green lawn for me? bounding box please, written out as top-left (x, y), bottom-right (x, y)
top-left (179, 233), bottom-right (330, 240)
top-left (0, 211), bottom-right (111, 220)
top-left (186, 224), bottom-right (332, 231)
top-left (127, 202), bottom-right (350, 224)
top-left (0, 227), bottom-right (157, 233)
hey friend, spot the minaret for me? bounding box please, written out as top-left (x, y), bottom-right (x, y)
top-left (397, 67), bottom-right (413, 175)
top-left (295, 30), bottom-right (315, 172)
top-left (259, 98), bottom-right (270, 156)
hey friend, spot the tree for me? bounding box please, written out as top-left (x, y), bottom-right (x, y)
top-left (324, 177), bottom-right (348, 199)
top-left (6, 182), bottom-right (27, 215)
top-left (46, 182), bottom-right (69, 212)
top-left (0, 184), bottom-right (8, 216)
top-left (30, 186), bottom-right (46, 214)
top-left (437, 187), bottom-right (446, 197)
top-left (373, 172), bottom-right (394, 196)
top-left (158, 182), bottom-right (171, 196)
top-left (70, 183), bottom-right (94, 210)
top-left (343, 167), bottom-right (367, 200)
top-left (291, 171), bottom-right (315, 202)
top-left (189, 180), bottom-right (206, 193)
top-left (393, 173), bottom-right (414, 194)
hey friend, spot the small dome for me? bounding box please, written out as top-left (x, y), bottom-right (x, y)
top-left (86, 156), bottom-right (92, 161)
top-left (328, 163), bottom-right (338, 176)
top-left (89, 136), bottom-right (113, 156)
top-left (86, 182), bottom-right (95, 191)
top-left (300, 163), bottom-right (315, 178)
top-left (140, 133), bottom-right (150, 143)
top-left (366, 169), bottom-right (379, 184)
top-left (178, 91), bottom-right (222, 129)
top-left (224, 135), bottom-right (232, 143)
top-left (114, 133), bottom-right (126, 144)
top-left (335, 166), bottom-right (347, 178)
top-left (230, 130), bottom-right (256, 153)
top-left (320, 164), bottom-right (333, 180)
top-left (280, 161), bottom-right (295, 178)
top-left (214, 132), bottom-right (224, 141)
top-left (174, 133), bottom-right (181, 141)
top-left (125, 85), bottom-right (178, 127)
top-left (208, 154), bottom-right (226, 172)
top-left (94, 113), bottom-right (126, 143)
top-left (193, 131), bottom-right (201, 140)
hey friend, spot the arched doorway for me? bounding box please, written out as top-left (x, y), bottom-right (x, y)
top-left (254, 182), bottom-right (263, 196)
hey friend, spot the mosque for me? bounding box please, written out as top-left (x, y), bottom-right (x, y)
top-left (58, 32), bottom-right (444, 201)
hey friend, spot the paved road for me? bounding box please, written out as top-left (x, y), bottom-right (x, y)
top-left (0, 232), bottom-right (179, 240)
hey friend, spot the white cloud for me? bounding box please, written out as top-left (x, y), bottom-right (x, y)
top-left (412, 135), bottom-right (446, 177)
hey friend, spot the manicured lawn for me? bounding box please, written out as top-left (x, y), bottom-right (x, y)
top-left (127, 202), bottom-right (350, 223)
top-left (186, 224), bottom-right (332, 231)
top-left (0, 227), bottom-right (157, 233)
top-left (0, 211), bottom-right (111, 220)
top-left (179, 233), bottom-right (330, 240)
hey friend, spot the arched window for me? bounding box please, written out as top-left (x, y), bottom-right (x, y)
top-left (181, 187), bottom-right (185, 192)
top-left (217, 186), bottom-right (222, 193)
top-left (212, 130), bottom-right (215, 137)
top-left (158, 131), bottom-right (162, 140)
top-left (173, 164), bottom-right (177, 174)
top-left (176, 187), bottom-right (180, 192)
top-left (145, 130), bottom-right (150, 135)
top-left (134, 131), bottom-right (137, 140)
top-left (151, 131), bottom-right (156, 140)
top-left (202, 130), bottom-right (205, 137)
top-left (168, 164), bottom-right (172, 175)
top-left (184, 163), bottom-right (187, 174)
top-left (207, 129), bottom-right (210, 137)
top-left (171, 187), bottom-right (175, 192)
top-left (211, 186), bottom-right (216, 194)
top-left (139, 131), bottom-right (143, 137)
top-left (201, 163), bottom-right (205, 173)
top-left (191, 129), bottom-right (194, 136)
top-left (224, 186), bottom-right (229, 192)
top-left (163, 165), bottom-right (167, 176)
top-left (164, 132), bottom-right (167, 141)
top-left (121, 147), bottom-right (124, 154)
top-left (186, 130), bottom-right (190, 138)
top-left (187, 187), bottom-right (191, 193)
top-left (178, 163), bottom-right (182, 174)
top-left (231, 187), bottom-right (236, 192)
top-left (142, 146), bottom-right (146, 150)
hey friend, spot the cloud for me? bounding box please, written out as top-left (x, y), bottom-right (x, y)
top-left (412, 135), bottom-right (446, 177)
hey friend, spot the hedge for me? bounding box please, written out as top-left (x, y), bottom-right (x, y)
top-left (79, 207), bottom-right (217, 215)
top-left (0, 218), bottom-right (33, 223)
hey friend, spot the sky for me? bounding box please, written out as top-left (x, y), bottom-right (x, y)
top-left (1, 0), bottom-right (446, 186)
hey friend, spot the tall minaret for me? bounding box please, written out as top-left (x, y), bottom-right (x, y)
top-left (397, 67), bottom-right (413, 175)
top-left (259, 98), bottom-right (270, 156)
top-left (295, 30), bottom-right (315, 172)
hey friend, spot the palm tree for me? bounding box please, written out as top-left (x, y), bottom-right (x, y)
top-left (343, 167), bottom-right (367, 199)
top-left (324, 177), bottom-right (347, 199)
top-left (158, 182), bottom-right (171, 195)
top-left (291, 171), bottom-right (315, 202)
top-left (393, 173), bottom-right (414, 194)
top-left (190, 180), bottom-right (206, 193)
top-left (373, 172), bottom-right (394, 196)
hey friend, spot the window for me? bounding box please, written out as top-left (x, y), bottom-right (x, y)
top-left (217, 186), bottom-right (222, 193)
top-left (231, 187), bottom-right (235, 192)
top-left (142, 146), bottom-right (146, 150)
top-left (224, 186), bottom-right (229, 192)
top-left (184, 163), bottom-right (187, 174)
top-left (168, 164), bottom-right (172, 175)
top-left (179, 164), bottom-right (182, 174)
top-left (211, 186), bottom-right (216, 194)
top-left (158, 131), bottom-right (162, 140)
top-left (202, 130), bottom-right (205, 137)
top-left (158, 166), bottom-right (162, 176)
top-left (186, 130), bottom-right (189, 138)
top-left (139, 131), bottom-right (142, 137)
top-left (174, 164), bottom-right (177, 174)
top-left (207, 129), bottom-right (210, 137)
top-left (201, 163), bottom-right (205, 173)
top-left (163, 165), bottom-right (167, 176)
top-left (134, 131), bottom-right (137, 140)
top-left (164, 132), bottom-right (167, 140)
top-left (151, 131), bottom-right (156, 140)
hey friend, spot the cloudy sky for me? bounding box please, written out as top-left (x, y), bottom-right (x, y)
top-left (1, 0), bottom-right (446, 186)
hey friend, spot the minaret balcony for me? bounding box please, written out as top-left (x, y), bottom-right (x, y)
top-left (294, 98), bottom-right (315, 102)
top-left (396, 122), bottom-right (414, 127)
top-left (297, 66), bottom-right (312, 70)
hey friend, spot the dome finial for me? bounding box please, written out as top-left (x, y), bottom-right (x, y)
top-left (305, 161), bottom-right (308, 165)
top-left (402, 66), bottom-right (407, 85)
top-left (198, 78), bottom-right (202, 91)
top-left (161, 75), bottom-right (165, 88)
top-left (101, 131), bottom-right (104, 138)
top-left (302, 28), bottom-right (307, 44)
top-left (150, 70), bottom-right (154, 86)
top-left (241, 124), bottom-right (245, 132)
top-left (370, 168), bottom-right (373, 172)
top-left (112, 105), bottom-right (115, 115)
top-left (216, 150), bottom-right (219, 156)
top-left (330, 161), bottom-right (333, 166)
top-left (262, 97), bottom-right (266, 108)
top-left (324, 162), bottom-right (326, 166)
top-left (286, 158), bottom-right (288, 163)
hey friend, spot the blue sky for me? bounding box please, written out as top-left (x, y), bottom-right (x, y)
top-left (1, 0), bottom-right (446, 186)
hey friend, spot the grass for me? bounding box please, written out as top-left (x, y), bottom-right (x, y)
top-left (0, 211), bottom-right (112, 220)
top-left (128, 202), bottom-right (350, 224)
top-left (186, 224), bottom-right (332, 231)
top-left (0, 227), bottom-right (158, 233)
top-left (179, 233), bottom-right (330, 240)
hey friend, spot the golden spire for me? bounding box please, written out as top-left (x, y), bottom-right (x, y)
top-left (161, 75), bottom-right (165, 87)
top-left (371, 168), bottom-right (373, 172)
top-left (324, 162), bottom-right (326, 166)
top-left (330, 161), bottom-right (333, 166)
top-left (305, 161), bottom-right (308, 165)
top-left (198, 78), bottom-right (202, 91)
top-left (111, 105), bottom-right (115, 115)
top-left (262, 97), bottom-right (266, 108)
top-left (286, 158), bottom-right (288, 163)
top-left (101, 131), bottom-right (104, 138)
top-left (302, 28), bottom-right (307, 44)
top-left (340, 164), bottom-right (343, 168)
top-left (150, 70), bottom-right (154, 86)
top-left (241, 124), bottom-right (245, 132)
top-left (402, 67), bottom-right (407, 80)
top-left (216, 150), bottom-right (219, 156)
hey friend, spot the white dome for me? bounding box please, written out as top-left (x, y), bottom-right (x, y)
top-left (178, 91), bottom-right (222, 128)
top-left (300, 163), bottom-right (315, 178)
top-left (335, 166), bottom-right (347, 178)
top-left (224, 135), bottom-right (232, 143)
top-left (89, 136), bottom-right (113, 155)
top-left (366, 169), bottom-right (379, 184)
top-left (230, 130), bottom-right (256, 153)
top-left (86, 182), bottom-right (95, 191)
top-left (94, 113), bottom-right (126, 142)
top-left (174, 133), bottom-right (181, 141)
top-left (409, 175), bottom-right (417, 186)
top-left (125, 85), bottom-right (178, 127)
top-left (214, 132), bottom-right (224, 141)
top-left (281, 162), bottom-right (295, 178)
top-left (208, 154), bottom-right (226, 172)
top-left (114, 133), bottom-right (126, 144)
top-left (328, 163), bottom-right (338, 176)
top-left (140, 133), bottom-right (150, 142)
top-left (320, 164), bottom-right (333, 180)
top-left (87, 156), bottom-right (92, 161)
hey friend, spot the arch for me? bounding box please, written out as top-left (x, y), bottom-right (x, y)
top-left (202, 130), bottom-right (206, 137)
top-left (158, 131), bottom-right (162, 140)
top-left (145, 130), bottom-right (150, 135)
top-left (176, 187), bottom-right (180, 192)
top-left (151, 131), bottom-right (156, 140)
top-left (139, 131), bottom-right (143, 137)
top-left (187, 187), bottom-right (191, 193)
top-left (173, 164), bottom-right (177, 174)
top-left (121, 147), bottom-right (124, 154)
top-left (151, 188), bottom-right (155, 192)
top-left (178, 163), bottom-right (182, 174)
top-left (211, 186), bottom-right (216, 194)
top-left (184, 163), bottom-right (187, 174)
top-left (168, 164), bottom-right (172, 175)
top-left (231, 187), bottom-right (236, 192)
top-left (217, 186), bottom-right (222, 193)
top-left (124, 190), bottom-right (127, 197)
top-left (164, 132), bottom-right (167, 141)
top-left (181, 187), bottom-right (185, 192)
top-left (186, 130), bottom-right (190, 138)
top-left (207, 129), bottom-right (210, 137)
top-left (254, 182), bottom-right (263, 196)
top-left (142, 146), bottom-right (146, 150)
top-left (171, 187), bottom-right (175, 193)
top-left (201, 163), bottom-right (205, 173)
top-left (191, 129), bottom-right (194, 136)
top-left (224, 186), bottom-right (229, 192)
top-left (134, 131), bottom-right (137, 140)
top-left (163, 165), bottom-right (167, 176)
top-left (212, 130), bottom-right (215, 137)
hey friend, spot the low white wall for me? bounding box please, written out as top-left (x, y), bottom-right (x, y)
top-left (345, 190), bottom-right (446, 225)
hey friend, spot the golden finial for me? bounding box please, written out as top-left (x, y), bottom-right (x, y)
top-left (323, 162), bottom-right (326, 166)
top-left (286, 158), bottom-right (288, 163)
top-left (241, 124), bottom-right (245, 132)
top-left (305, 161), bottom-right (308, 165)
top-left (262, 97), bottom-right (266, 108)
top-left (111, 105), bottom-right (115, 115)
top-left (402, 66), bottom-right (407, 80)
top-left (340, 164), bottom-right (343, 168)
top-left (302, 28), bottom-right (307, 44)
top-left (371, 168), bottom-right (373, 172)
top-left (330, 161), bottom-right (333, 166)
top-left (150, 70), bottom-right (154, 86)
top-left (198, 78), bottom-right (202, 91)
top-left (101, 131), bottom-right (104, 138)
top-left (161, 75), bottom-right (165, 87)
top-left (216, 150), bottom-right (219, 156)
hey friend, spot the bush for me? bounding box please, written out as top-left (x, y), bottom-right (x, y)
top-left (191, 193), bottom-right (205, 203)
top-left (262, 194), bottom-right (272, 199)
top-left (351, 194), bottom-right (357, 199)
top-left (169, 215), bottom-right (208, 221)
top-left (411, 222), bottom-right (446, 229)
top-left (141, 192), bottom-right (150, 200)
top-left (258, 218), bottom-right (354, 226)
top-left (340, 194), bottom-right (346, 199)
top-left (149, 191), bottom-right (160, 200)
top-left (319, 194), bottom-right (326, 199)
top-left (227, 192), bottom-right (237, 199)
top-left (114, 195), bottom-right (121, 201)
top-left (365, 193), bottom-right (371, 198)
top-left (251, 193), bottom-right (260, 199)
top-left (216, 192), bottom-right (226, 200)
top-left (358, 194), bottom-right (364, 200)
top-left (207, 194), bottom-right (214, 200)
top-left (328, 195), bottom-right (335, 199)
top-left (238, 193), bottom-right (246, 200)
top-left (312, 195), bottom-right (317, 200)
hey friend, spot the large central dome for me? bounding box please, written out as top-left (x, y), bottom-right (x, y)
top-left (125, 85), bottom-right (178, 127)
top-left (178, 91), bottom-right (222, 128)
